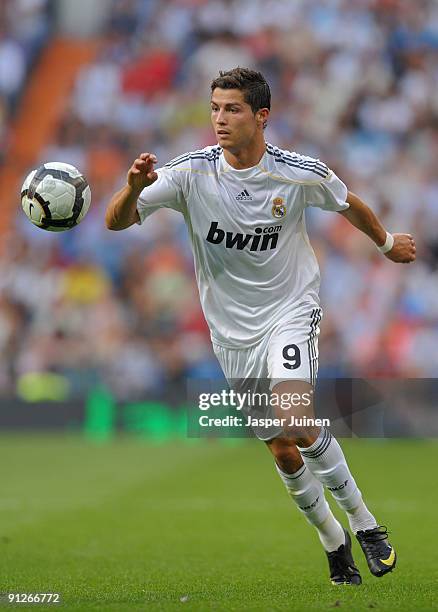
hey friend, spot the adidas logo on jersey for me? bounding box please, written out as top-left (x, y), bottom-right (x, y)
top-left (235, 189), bottom-right (253, 201)
top-left (206, 221), bottom-right (282, 251)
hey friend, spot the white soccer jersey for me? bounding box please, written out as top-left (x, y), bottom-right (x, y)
top-left (137, 143), bottom-right (349, 348)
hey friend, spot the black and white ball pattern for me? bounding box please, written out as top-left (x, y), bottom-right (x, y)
top-left (21, 162), bottom-right (91, 232)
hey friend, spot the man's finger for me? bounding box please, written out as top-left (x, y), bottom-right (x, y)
top-left (135, 161), bottom-right (151, 172)
top-left (139, 152), bottom-right (157, 163)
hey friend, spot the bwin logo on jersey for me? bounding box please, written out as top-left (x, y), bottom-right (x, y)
top-left (206, 221), bottom-right (282, 251)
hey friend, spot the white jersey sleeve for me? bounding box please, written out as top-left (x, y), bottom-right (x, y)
top-left (304, 170), bottom-right (349, 212)
top-left (136, 167), bottom-right (185, 224)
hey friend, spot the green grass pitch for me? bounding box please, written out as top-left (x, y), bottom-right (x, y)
top-left (0, 435), bottom-right (436, 611)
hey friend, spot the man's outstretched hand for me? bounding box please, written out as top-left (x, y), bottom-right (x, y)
top-left (127, 153), bottom-right (158, 193)
top-left (385, 233), bottom-right (416, 263)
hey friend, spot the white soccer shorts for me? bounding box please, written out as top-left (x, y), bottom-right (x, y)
top-left (212, 307), bottom-right (322, 440)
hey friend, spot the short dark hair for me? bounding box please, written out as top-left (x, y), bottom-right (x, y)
top-left (210, 67), bottom-right (271, 113)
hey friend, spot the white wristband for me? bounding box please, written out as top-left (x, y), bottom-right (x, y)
top-left (377, 232), bottom-right (394, 254)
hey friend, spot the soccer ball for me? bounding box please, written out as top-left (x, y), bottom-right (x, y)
top-left (21, 162), bottom-right (91, 232)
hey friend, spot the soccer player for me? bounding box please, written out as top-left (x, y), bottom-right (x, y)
top-left (105, 68), bottom-right (416, 585)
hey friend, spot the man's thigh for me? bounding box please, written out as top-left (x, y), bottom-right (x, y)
top-left (212, 340), bottom-right (269, 382)
top-left (267, 307), bottom-right (322, 388)
top-left (213, 340), bottom-right (278, 440)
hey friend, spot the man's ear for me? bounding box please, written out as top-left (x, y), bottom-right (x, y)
top-left (257, 109), bottom-right (269, 129)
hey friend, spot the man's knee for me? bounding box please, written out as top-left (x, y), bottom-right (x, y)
top-left (270, 380), bottom-right (320, 443)
top-left (265, 436), bottom-right (303, 473)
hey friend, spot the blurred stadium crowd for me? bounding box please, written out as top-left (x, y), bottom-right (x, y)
top-left (1, 0), bottom-right (438, 400)
top-left (0, 0), bottom-right (51, 156)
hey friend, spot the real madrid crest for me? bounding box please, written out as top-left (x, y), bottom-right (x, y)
top-left (272, 197), bottom-right (286, 219)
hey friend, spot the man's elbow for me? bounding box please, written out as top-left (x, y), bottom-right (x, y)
top-left (337, 191), bottom-right (358, 216)
top-left (105, 211), bottom-right (119, 231)
top-left (105, 210), bottom-right (139, 230)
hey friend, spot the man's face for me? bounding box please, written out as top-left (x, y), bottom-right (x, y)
top-left (210, 88), bottom-right (264, 152)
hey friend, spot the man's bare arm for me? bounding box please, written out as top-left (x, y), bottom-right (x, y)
top-left (105, 153), bottom-right (158, 231)
top-left (339, 191), bottom-right (416, 264)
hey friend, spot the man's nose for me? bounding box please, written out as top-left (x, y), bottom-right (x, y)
top-left (216, 110), bottom-right (227, 124)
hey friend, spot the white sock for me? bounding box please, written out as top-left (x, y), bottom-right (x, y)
top-left (298, 428), bottom-right (377, 534)
top-left (276, 463), bottom-right (345, 552)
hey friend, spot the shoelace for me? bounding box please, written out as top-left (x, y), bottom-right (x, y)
top-left (358, 526), bottom-right (390, 560)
